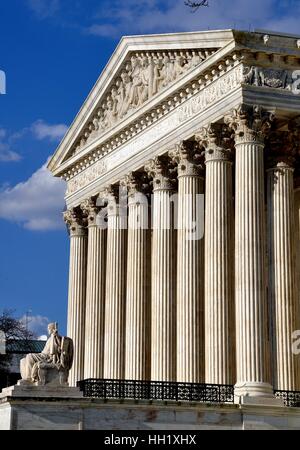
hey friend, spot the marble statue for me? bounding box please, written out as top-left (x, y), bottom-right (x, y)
top-left (20, 323), bottom-right (73, 386)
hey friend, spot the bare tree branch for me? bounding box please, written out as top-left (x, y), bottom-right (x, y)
top-left (0, 310), bottom-right (36, 377)
top-left (0, 309), bottom-right (35, 342)
top-left (185, 0), bottom-right (209, 12)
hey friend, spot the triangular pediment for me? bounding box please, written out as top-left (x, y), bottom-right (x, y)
top-left (48, 30), bottom-right (237, 175)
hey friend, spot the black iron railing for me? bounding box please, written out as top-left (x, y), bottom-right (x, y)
top-left (274, 390), bottom-right (300, 407)
top-left (77, 379), bottom-right (234, 404)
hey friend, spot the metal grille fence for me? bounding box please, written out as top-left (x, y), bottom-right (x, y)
top-left (77, 379), bottom-right (235, 404)
top-left (274, 390), bottom-right (300, 407)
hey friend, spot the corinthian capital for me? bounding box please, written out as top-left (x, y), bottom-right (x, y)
top-left (144, 155), bottom-right (176, 191)
top-left (224, 104), bottom-right (274, 145)
top-left (101, 184), bottom-right (127, 217)
top-left (101, 185), bottom-right (119, 203)
top-left (80, 197), bottom-right (99, 227)
top-left (120, 172), bottom-right (150, 208)
top-left (195, 123), bottom-right (233, 163)
top-left (168, 141), bottom-right (203, 176)
top-left (63, 208), bottom-right (87, 237)
top-left (120, 172), bottom-right (145, 195)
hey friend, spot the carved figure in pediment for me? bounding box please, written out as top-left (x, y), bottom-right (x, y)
top-left (189, 50), bottom-right (202, 68)
top-left (129, 55), bottom-right (145, 108)
top-left (140, 56), bottom-right (151, 103)
top-left (97, 106), bottom-right (107, 132)
top-left (87, 123), bottom-right (95, 141)
top-left (161, 55), bottom-right (174, 87)
top-left (116, 79), bottom-right (125, 118)
top-left (92, 117), bottom-right (99, 132)
top-left (105, 97), bottom-right (118, 128)
top-left (111, 86), bottom-right (119, 116)
top-left (173, 55), bottom-right (185, 79)
top-left (120, 70), bottom-right (133, 117)
top-left (152, 58), bottom-right (163, 95)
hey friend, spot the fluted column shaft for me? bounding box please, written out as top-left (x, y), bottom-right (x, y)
top-left (125, 183), bottom-right (151, 380)
top-left (64, 210), bottom-right (87, 386)
top-left (146, 158), bottom-right (176, 381)
top-left (235, 138), bottom-right (270, 393)
top-left (152, 188), bottom-right (176, 381)
top-left (204, 141), bottom-right (235, 385)
top-left (170, 144), bottom-right (204, 383)
top-left (226, 106), bottom-right (274, 398)
top-left (103, 195), bottom-right (127, 380)
top-left (268, 160), bottom-right (298, 391)
top-left (82, 199), bottom-right (107, 379)
top-left (294, 185), bottom-right (300, 390)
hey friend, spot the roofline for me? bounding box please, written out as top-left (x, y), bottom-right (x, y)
top-left (254, 28), bottom-right (300, 39)
top-left (120, 28), bottom-right (234, 40)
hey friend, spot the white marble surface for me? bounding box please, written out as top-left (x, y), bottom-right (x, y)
top-left (0, 384), bottom-right (83, 399)
top-left (1, 396), bottom-right (300, 430)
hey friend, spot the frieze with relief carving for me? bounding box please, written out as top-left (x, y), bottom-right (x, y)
top-left (242, 66), bottom-right (293, 90)
top-left (67, 160), bottom-right (107, 194)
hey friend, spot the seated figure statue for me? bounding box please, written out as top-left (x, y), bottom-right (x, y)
top-left (20, 323), bottom-right (73, 386)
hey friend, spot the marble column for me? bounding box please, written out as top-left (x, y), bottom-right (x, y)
top-left (294, 181), bottom-right (300, 390)
top-left (64, 208), bottom-right (88, 386)
top-left (226, 105), bottom-right (274, 399)
top-left (292, 121), bottom-right (300, 391)
top-left (81, 197), bottom-right (107, 380)
top-left (123, 173), bottom-right (151, 380)
top-left (197, 125), bottom-right (235, 385)
top-left (169, 142), bottom-right (204, 383)
top-left (145, 157), bottom-right (176, 382)
top-left (103, 186), bottom-right (127, 380)
top-left (267, 132), bottom-right (298, 391)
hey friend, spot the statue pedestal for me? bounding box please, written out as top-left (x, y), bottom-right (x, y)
top-left (0, 382), bottom-right (83, 399)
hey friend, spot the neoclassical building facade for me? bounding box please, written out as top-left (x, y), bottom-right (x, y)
top-left (48, 29), bottom-right (300, 403)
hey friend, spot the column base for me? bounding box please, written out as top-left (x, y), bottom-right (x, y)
top-left (234, 382), bottom-right (284, 407)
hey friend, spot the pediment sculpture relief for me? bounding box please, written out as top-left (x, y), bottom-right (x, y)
top-left (71, 49), bottom-right (217, 158)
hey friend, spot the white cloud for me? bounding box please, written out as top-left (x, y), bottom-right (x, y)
top-left (0, 120), bottom-right (67, 164)
top-left (0, 144), bottom-right (21, 162)
top-left (86, 24), bottom-right (120, 38)
top-left (27, 0), bottom-right (61, 19)
top-left (20, 314), bottom-right (50, 337)
top-left (0, 128), bottom-right (22, 162)
top-left (31, 120), bottom-right (68, 142)
top-left (86, 0), bottom-right (298, 37)
top-left (0, 161), bottom-right (66, 231)
top-left (38, 335), bottom-right (48, 341)
top-left (25, 0), bottom-right (300, 38)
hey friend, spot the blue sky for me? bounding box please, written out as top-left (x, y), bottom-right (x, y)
top-left (0, 0), bottom-right (299, 338)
